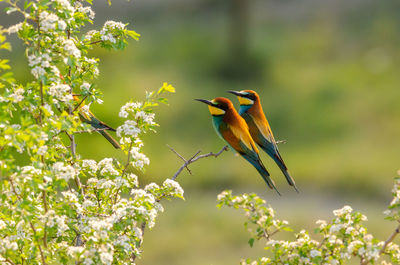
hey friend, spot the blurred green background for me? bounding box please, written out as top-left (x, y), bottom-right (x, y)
top-left (2, 0), bottom-right (400, 264)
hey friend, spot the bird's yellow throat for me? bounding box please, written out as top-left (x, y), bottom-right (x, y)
top-left (208, 105), bottom-right (226, 116)
top-left (238, 97), bottom-right (254, 106)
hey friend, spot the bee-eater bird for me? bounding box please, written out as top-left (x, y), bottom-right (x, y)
top-left (73, 95), bottom-right (121, 149)
top-left (228, 90), bottom-right (298, 192)
top-left (195, 97), bottom-right (280, 195)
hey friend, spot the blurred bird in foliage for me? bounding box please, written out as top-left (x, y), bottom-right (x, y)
top-left (196, 97), bottom-right (280, 195)
top-left (228, 90), bottom-right (298, 192)
top-left (73, 95), bottom-right (121, 149)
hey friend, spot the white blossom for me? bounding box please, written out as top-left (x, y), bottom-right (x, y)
top-left (53, 162), bottom-right (76, 181)
top-left (48, 83), bottom-right (73, 102)
top-left (54, 0), bottom-right (75, 13)
top-left (82, 159), bottom-right (98, 174)
top-left (333, 205), bottom-right (353, 217)
top-left (37, 145), bottom-right (48, 156)
top-left (163, 178), bottom-right (184, 197)
top-left (130, 147), bottom-right (150, 168)
top-left (119, 102), bottom-right (142, 118)
top-left (10, 88), bottom-right (24, 103)
top-left (77, 5), bottom-right (95, 19)
top-left (40, 11), bottom-right (58, 32)
top-left (100, 252), bottom-right (113, 265)
top-left (0, 220), bottom-right (6, 230)
top-left (7, 23), bottom-right (23, 34)
top-left (58, 20), bottom-right (67, 30)
top-left (309, 249), bottom-right (321, 258)
top-left (31, 66), bottom-right (46, 78)
top-left (116, 120), bottom-right (140, 137)
top-left (64, 39), bottom-right (81, 58)
top-left (135, 111), bottom-right (155, 125)
top-left (98, 158), bottom-right (119, 176)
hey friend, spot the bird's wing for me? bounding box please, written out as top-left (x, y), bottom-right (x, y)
top-left (244, 112), bottom-right (280, 153)
top-left (219, 122), bottom-right (257, 156)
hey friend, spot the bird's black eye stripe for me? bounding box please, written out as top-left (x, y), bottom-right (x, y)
top-left (245, 94), bottom-right (256, 100)
top-left (217, 104), bottom-right (227, 110)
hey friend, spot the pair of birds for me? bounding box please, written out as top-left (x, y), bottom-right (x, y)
top-left (196, 90), bottom-right (298, 195)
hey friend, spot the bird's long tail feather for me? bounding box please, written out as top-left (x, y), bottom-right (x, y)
top-left (99, 130), bottom-right (121, 149)
top-left (272, 154), bottom-right (299, 193)
top-left (244, 155), bottom-right (281, 195)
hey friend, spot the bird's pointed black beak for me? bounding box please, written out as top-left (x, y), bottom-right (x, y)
top-left (195, 99), bottom-right (214, 106)
top-left (227, 90), bottom-right (244, 97)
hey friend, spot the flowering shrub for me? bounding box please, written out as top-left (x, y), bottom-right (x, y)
top-left (217, 176), bottom-right (400, 265)
top-left (0, 1), bottom-right (182, 264)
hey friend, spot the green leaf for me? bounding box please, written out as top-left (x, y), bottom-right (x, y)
top-left (248, 238), bottom-right (255, 247)
top-left (157, 97), bottom-right (168, 105)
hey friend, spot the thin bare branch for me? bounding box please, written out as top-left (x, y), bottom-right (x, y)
top-left (379, 221), bottom-right (400, 256)
top-left (276, 140), bottom-right (287, 144)
top-left (167, 145), bottom-right (192, 175)
top-left (170, 145), bottom-right (229, 181)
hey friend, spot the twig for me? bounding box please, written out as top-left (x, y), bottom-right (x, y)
top-left (276, 140), bottom-right (286, 144)
top-left (378, 221), bottom-right (400, 256)
top-left (170, 145), bottom-right (229, 181)
top-left (5, 258), bottom-right (16, 265)
top-left (167, 145), bottom-right (193, 175)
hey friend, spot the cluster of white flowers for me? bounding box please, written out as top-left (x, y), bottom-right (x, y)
top-left (39, 9), bottom-right (67, 32)
top-left (80, 82), bottom-right (91, 92)
top-left (48, 83), bottom-right (73, 102)
top-left (163, 179), bottom-right (184, 198)
top-left (100, 250), bottom-right (113, 265)
top-left (0, 220), bottom-right (6, 230)
top-left (118, 101), bottom-right (142, 118)
top-left (76, 5), bottom-right (95, 19)
top-left (66, 246), bottom-right (85, 259)
top-left (130, 147), bottom-right (150, 168)
top-left (53, 0), bottom-right (74, 13)
top-left (98, 158), bottom-right (119, 176)
top-left (64, 39), bottom-right (81, 58)
top-left (37, 145), bottom-right (48, 156)
top-left (100, 21), bottom-right (126, 43)
top-left (126, 173), bottom-right (139, 187)
top-left (144, 182), bottom-right (160, 192)
top-left (84, 30), bottom-right (98, 41)
top-left (9, 88), bottom-right (24, 103)
top-left (0, 237), bottom-right (18, 253)
top-left (116, 120), bottom-right (141, 138)
top-left (39, 11), bottom-right (59, 32)
top-left (7, 22), bottom-right (23, 34)
top-left (113, 235), bottom-right (133, 254)
top-left (52, 162), bottom-right (77, 181)
top-left (135, 111), bottom-right (155, 125)
top-left (82, 159), bottom-right (98, 174)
